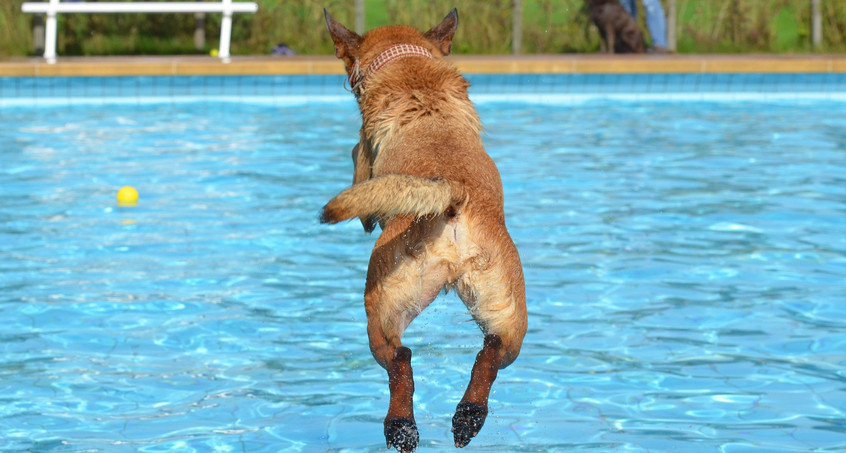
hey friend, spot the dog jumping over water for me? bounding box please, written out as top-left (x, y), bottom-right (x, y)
top-left (320, 8), bottom-right (528, 451)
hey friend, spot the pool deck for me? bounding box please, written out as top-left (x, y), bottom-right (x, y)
top-left (1, 54), bottom-right (845, 77)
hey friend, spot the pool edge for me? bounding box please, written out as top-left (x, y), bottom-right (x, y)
top-left (2, 55), bottom-right (846, 77)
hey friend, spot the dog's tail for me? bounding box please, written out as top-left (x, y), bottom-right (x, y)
top-left (320, 174), bottom-right (464, 225)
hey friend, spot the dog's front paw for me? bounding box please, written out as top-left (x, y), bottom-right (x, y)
top-left (384, 416), bottom-right (419, 453)
top-left (452, 401), bottom-right (487, 448)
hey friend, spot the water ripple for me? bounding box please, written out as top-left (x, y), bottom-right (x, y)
top-left (1, 100), bottom-right (845, 451)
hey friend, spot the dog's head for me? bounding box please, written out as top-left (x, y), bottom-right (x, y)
top-left (324, 8), bottom-right (458, 84)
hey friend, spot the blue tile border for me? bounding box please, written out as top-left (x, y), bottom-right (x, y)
top-left (1, 73), bottom-right (845, 106)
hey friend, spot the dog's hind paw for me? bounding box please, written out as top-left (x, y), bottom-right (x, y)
top-left (384, 417), bottom-right (419, 453)
top-left (452, 401), bottom-right (487, 448)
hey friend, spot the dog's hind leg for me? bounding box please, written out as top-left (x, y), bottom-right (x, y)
top-left (384, 345), bottom-right (418, 452)
top-left (364, 217), bottom-right (452, 452)
top-left (365, 282), bottom-right (421, 453)
top-left (452, 333), bottom-right (502, 447)
top-left (366, 294), bottom-right (421, 453)
top-left (365, 275), bottom-right (421, 452)
top-left (452, 229), bottom-right (527, 447)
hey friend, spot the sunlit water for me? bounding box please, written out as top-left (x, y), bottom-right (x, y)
top-left (1, 98), bottom-right (845, 452)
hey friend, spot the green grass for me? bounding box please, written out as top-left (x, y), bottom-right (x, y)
top-left (674, 0), bottom-right (843, 53)
top-left (1, 1), bottom-right (32, 57)
top-left (1, 0), bottom-right (845, 58)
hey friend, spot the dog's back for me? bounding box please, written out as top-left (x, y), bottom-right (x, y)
top-left (587, 0), bottom-right (645, 53)
top-left (321, 24), bottom-right (506, 233)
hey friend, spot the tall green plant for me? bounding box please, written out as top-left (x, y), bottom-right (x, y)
top-left (387, 0), bottom-right (512, 54)
top-left (1, 0), bottom-right (32, 57)
top-left (231, 0), bottom-right (350, 56)
top-left (523, 0), bottom-right (593, 53)
top-left (823, 0), bottom-right (846, 50)
top-left (673, 0), bottom-right (843, 53)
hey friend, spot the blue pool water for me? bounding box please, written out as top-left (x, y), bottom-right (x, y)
top-left (2, 94), bottom-right (846, 452)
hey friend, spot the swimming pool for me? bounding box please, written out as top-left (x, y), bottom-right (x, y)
top-left (1, 80), bottom-right (846, 451)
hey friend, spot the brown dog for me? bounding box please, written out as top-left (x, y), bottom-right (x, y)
top-left (320, 9), bottom-right (527, 452)
top-left (587, 0), bottom-right (646, 53)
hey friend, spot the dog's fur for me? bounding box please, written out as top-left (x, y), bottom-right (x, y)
top-left (321, 9), bottom-right (527, 452)
top-left (587, 0), bottom-right (646, 53)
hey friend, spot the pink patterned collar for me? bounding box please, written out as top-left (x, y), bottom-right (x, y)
top-left (348, 44), bottom-right (433, 96)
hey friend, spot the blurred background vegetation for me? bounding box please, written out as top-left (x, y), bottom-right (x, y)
top-left (2, 0), bottom-right (846, 58)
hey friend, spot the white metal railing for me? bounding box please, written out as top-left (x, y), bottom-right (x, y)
top-left (21, 0), bottom-right (258, 64)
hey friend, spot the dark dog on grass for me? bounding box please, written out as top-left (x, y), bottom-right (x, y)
top-left (587, 0), bottom-right (646, 53)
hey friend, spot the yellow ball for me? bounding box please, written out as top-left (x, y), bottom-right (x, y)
top-left (210, 48), bottom-right (219, 57)
top-left (117, 186), bottom-right (139, 206)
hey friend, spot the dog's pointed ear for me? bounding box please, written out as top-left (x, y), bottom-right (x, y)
top-left (324, 9), bottom-right (361, 60)
top-left (424, 8), bottom-right (458, 55)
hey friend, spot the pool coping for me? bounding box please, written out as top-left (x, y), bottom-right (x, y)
top-left (1, 54), bottom-right (846, 77)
